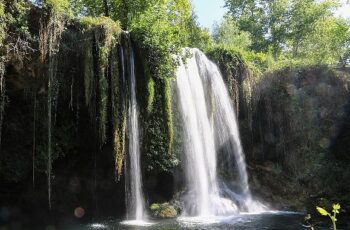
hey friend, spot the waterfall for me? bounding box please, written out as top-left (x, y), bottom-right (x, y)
top-left (175, 48), bottom-right (265, 217)
top-left (123, 38), bottom-right (146, 222)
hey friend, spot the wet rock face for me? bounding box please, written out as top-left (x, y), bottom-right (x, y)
top-left (228, 66), bottom-right (350, 212)
top-left (208, 50), bottom-right (350, 211)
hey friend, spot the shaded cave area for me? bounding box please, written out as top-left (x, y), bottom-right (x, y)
top-left (0, 18), bottom-right (178, 228)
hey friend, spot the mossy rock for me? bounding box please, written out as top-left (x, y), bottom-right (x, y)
top-left (149, 203), bottom-right (178, 218)
top-left (150, 203), bottom-right (160, 211)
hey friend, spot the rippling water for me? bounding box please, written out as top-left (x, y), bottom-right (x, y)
top-left (63, 212), bottom-right (331, 230)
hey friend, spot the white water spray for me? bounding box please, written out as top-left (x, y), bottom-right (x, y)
top-left (175, 48), bottom-right (266, 217)
top-left (123, 39), bottom-right (146, 222)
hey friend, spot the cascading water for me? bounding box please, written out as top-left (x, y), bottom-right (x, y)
top-left (175, 48), bottom-right (266, 217)
top-left (122, 38), bottom-right (146, 223)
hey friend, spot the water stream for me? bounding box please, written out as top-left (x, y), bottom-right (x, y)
top-left (175, 48), bottom-right (265, 217)
top-left (122, 38), bottom-right (147, 224)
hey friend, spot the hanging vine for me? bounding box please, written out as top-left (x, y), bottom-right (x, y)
top-left (81, 16), bottom-right (121, 147)
top-left (39, 0), bottom-right (69, 210)
top-left (114, 110), bottom-right (127, 180)
top-left (110, 40), bottom-right (127, 180)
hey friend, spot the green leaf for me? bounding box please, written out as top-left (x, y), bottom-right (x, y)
top-left (316, 207), bottom-right (329, 216)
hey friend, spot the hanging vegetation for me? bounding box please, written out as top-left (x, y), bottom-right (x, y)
top-left (80, 16), bottom-right (121, 147)
top-left (146, 75), bottom-right (155, 115)
top-left (0, 0), bottom-right (32, 149)
top-left (163, 78), bottom-right (173, 153)
top-left (109, 41), bottom-right (127, 180)
top-left (207, 46), bottom-right (255, 117)
top-left (39, 0), bottom-right (69, 210)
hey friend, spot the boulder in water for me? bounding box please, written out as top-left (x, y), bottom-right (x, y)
top-left (150, 203), bottom-right (178, 218)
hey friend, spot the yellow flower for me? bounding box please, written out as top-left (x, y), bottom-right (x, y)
top-left (333, 203), bottom-right (341, 214)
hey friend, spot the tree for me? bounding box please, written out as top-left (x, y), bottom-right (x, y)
top-left (224, 0), bottom-right (340, 57)
top-left (287, 0), bottom-right (339, 56)
top-left (213, 15), bottom-right (252, 49)
top-left (224, 0), bottom-right (270, 52)
top-left (299, 17), bottom-right (350, 65)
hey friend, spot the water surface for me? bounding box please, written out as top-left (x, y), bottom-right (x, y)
top-left (64, 212), bottom-right (329, 230)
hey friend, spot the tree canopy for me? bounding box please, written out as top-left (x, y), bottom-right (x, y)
top-left (219, 0), bottom-right (350, 67)
top-left (1, 0), bottom-right (349, 72)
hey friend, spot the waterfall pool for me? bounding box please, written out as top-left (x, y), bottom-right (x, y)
top-left (62, 212), bottom-right (332, 230)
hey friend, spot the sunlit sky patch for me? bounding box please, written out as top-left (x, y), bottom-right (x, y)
top-left (192, 0), bottom-right (350, 31)
top-left (191, 0), bottom-right (227, 31)
top-left (336, 0), bottom-right (350, 18)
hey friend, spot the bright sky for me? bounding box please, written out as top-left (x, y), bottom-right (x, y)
top-left (191, 0), bottom-right (227, 31)
top-left (337, 0), bottom-right (350, 18)
top-left (192, 0), bottom-right (350, 31)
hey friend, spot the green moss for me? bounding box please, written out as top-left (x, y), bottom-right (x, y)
top-left (147, 77), bottom-right (155, 114)
top-left (149, 203), bottom-right (178, 218)
top-left (98, 70), bottom-right (108, 145)
top-left (207, 46), bottom-right (246, 72)
top-left (0, 2), bottom-right (5, 49)
top-left (80, 17), bottom-right (122, 147)
top-left (143, 78), bottom-right (179, 172)
top-left (114, 111), bottom-right (127, 180)
top-left (80, 16), bottom-right (121, 35)
top-left (150, 203), bottom-right (160, 210)
top-left (83, 39), bottom-right (94, 107)
top-left (207, 45), bottom-right (268, 75)
top-left (0, 3), bottom-right (4, 17)
top-left (80, 17), bottom-right (121, 67)
top-left (164, 79), bottom-right (173, 154)
top-left (45, 0), bottom-right (70, 15)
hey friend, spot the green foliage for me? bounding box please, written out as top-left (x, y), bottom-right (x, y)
top-left (69, 0), bottom-right (106, 17)
top-left (143, 79), bottom-right (179, 172)
top-left (223, 0), bottom-right (348, 67)
top-left (297, 17), bottom-right (350, 65)
top-left (316, 203), bottom-right (341, 230)
top-left (74, 0), bottom-right (202, 173)
top-left (80, 16), bottom-right (121, 34)
top-left (0, 2), bottom-right (5, 54)
top-left (207, 45), bottom-right (247, 73)
top-left (80, 16), bottom-right (121, 66)
top-left (183, 12), bottom-right (213, 51)
top-left (129, 0), bottom-right (193, 63)
top-left (224, 0), bottom-right (271, 52)
top-left (225, 0), bottom-right (339, 53)
top-left (80, 16), bottom-right (121, 146)
top-left (125, 0), bottom-right (202, 166)
top-left (4, 0), bottom-right (29, 35)
top-left (0, 0), bottom-right (30, 55)
top-left (45, 0), bottom-right (70, 15)
top-left (213, 15), bottom-right (252, 49)
top-left (208, 44), bottom-right (269, 74)
top-left (150, 203), bottom-right (160, 210)
top-left (128, 0), bottom-right (209, 79)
